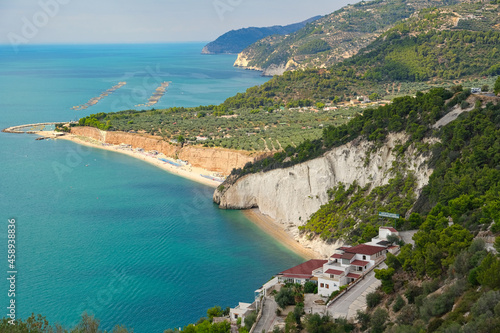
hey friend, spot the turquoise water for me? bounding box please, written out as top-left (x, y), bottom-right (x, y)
top-left (0, 44), bottom-right (303, 332)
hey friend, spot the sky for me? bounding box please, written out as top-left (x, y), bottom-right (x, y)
top-left (0, 0), bottom-right (357, 45)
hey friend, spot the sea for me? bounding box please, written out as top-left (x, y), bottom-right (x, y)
top-left (0, 43), bottom-right (304, 332)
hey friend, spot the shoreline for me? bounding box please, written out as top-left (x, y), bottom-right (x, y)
top-left (51, 132), bottom-right (222, 188)
top-left (33, 130), bottom-right (320, 261)
top-left (243, 208), bottom-right (320, 260)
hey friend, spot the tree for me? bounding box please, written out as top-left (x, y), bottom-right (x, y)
top-left (244, 311), bottom-right (257, 328)
top-left (369, 93), bottom-right (379, 101)
top-left (481, 85), bottom-right (489, 92)
top-left (495, 76), bottom-right (500, 95)
top-left (304, 281), bottom-right (317, 294)
top-left (370, 308), bottom-right (388, 333)
top-left (275, 287), bottom-right (295, 309)
top-left (366, 291), bottom-right (382, 308)
top-left (375, 268), bottom-right (395, 293)
top-left (392, 294), bottom-right (406, 312)
top-left (207, 306), bottom-right (224, 321)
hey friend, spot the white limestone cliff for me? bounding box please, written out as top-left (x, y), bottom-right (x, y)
top-left (214, 133), bottom-right (433, 255)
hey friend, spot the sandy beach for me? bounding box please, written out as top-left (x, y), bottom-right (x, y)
top-left (243, 208), bottom-right (320, 260)
top-left (35, 131), bottom-right (319, 261)
top-left (46, 132), bottom-right (223, 188)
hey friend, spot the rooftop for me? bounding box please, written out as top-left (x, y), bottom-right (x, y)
top-left (380, 226), bottom-right (398, 233)
top-left (346, 273), bottom-right (361, 279)
top-left (345, 244), bottom-right (386, 255)
top-left (325, 269), bottom-right (344, 276)
top-left (280, 259), bottom-right (328, 278)
top-left (341, 252), bottom-right (356, 260)
top-left (351, 260), bottom-right (369, 267)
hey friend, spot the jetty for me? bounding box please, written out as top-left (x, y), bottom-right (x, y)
top-left (72, 82), bottom-right (127, 110)
top-left (136, 81), bottom-right (170, 107)
top-left (2, 122), bottom-right (65, 134)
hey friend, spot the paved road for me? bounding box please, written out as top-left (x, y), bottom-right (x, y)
top-left (253, 297), bottom-right (277, 333)
top-left (327, 264), bottom-right (386, 319)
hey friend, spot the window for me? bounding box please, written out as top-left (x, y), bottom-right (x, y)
top-left (357, 267), bottom-right (362, 271)
top-left (320, 283), bottom-right (324, 288)
top-left (362, 255), bottom-right (366, 260)
top-left (326, 284), bottom-right (329, 289)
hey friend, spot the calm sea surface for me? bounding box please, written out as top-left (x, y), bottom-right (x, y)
top-left (0, 43), bottom-right (303, 332)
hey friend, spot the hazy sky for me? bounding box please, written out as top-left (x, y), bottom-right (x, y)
top-left (0, 0), bottom-right (357, 45)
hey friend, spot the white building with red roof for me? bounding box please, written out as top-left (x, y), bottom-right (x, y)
top-left (277, 259), bottom-right (328, 284)
top-left (315, 227), bottom-right (399, 297)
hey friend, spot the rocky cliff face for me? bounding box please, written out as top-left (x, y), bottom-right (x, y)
top-left (213, 133), bottom-right (433, 255)
top-left (70, 127), bottom-right (265, 175)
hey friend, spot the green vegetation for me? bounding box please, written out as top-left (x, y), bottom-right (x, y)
top-left (202, 16), bottom-right (321, 54)
top-left (0, 313), bottom-right (133, 333)
top-left (233, 87), bottom-right (452, 181)
top-left (239, 0), bottom-right (464, 71)
top-left (495, 76), bottom-right (500, 94)
top-left (76, 102), bottom-right (362, 152)
top-left (296, 39), bottom-right (330, 55)
top-left (76, 3), bottom-right (499, 155)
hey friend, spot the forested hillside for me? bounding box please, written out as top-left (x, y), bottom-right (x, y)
top-left (234, 0), bottom-right (465, 73)
top-left (74, 2), bottom-right (499, 154)
top-left (201, 16), bottom-right (321, 54)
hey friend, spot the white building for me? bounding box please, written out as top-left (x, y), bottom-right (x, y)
top-left (316, 227), bottom-right (400, 297)
top-left (277, 259), bottom-right (328, 285)
top-left (230, 302), bottom-right (256, 326)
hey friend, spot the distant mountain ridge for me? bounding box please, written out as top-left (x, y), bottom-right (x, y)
top-left (234, 0), bottom-right (469, 75)
top-left (201, 16), bottom-right (322, 55)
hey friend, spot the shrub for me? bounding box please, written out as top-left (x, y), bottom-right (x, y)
top-left (304, 281), bottom-right (316, 294)
top-left (371, 308), bottom-right (388, 333)
top-left (397, 304), bottom-right (418, 326)
top-left (356, 310), bottom-right (371, 330)
top-left (427, 318), bottom-right (444, 333)
top-left (366, 291), bottom-right (382, 308)
top-left (275, 287), bottom-right (295, 309)
top-left (244, 311), bottom-right (257, 328)
top-left (471, 290), bottom-right (500, 318)
top-left (405, 284), bottom-right (423, 304)
top-left (392, 294), bottom-right (406, 312)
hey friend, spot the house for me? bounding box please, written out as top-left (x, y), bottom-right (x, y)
top-left (229, 302), bottom-right (256, 325)
top-left (276, 259), bottom-right (328, 285)
top-left (471, 87), bottom-right (481, 94)
top-left (316, 244), bottom-right (387, 297)
top-left (315, 227), bottom-right (400, 297)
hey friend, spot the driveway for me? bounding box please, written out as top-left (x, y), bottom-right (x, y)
top-left (253, 297), bottom-right (277, 333)
top-left (327, 264), bottom-right (386, 319)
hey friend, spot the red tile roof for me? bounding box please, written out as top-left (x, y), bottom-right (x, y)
top-left (341, 252), bottom-right (356, 260)
top-left (280, 259), bottom-right (328, 278)
top-left (346, 273), bottom-right (361, 279)
top-left (381, 226), bottom-right (398, 232)
top-left (351, 260), bottom-right (369, 267)
top-left (325, 269), bottom-right (344, 275)
top-left (330, 253), bottom-right (342, 259)
top-left (345, 244), bottom-right (386, 255)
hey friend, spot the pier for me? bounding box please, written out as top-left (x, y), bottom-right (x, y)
top-left (2, 122), bottom-right (67, 134)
